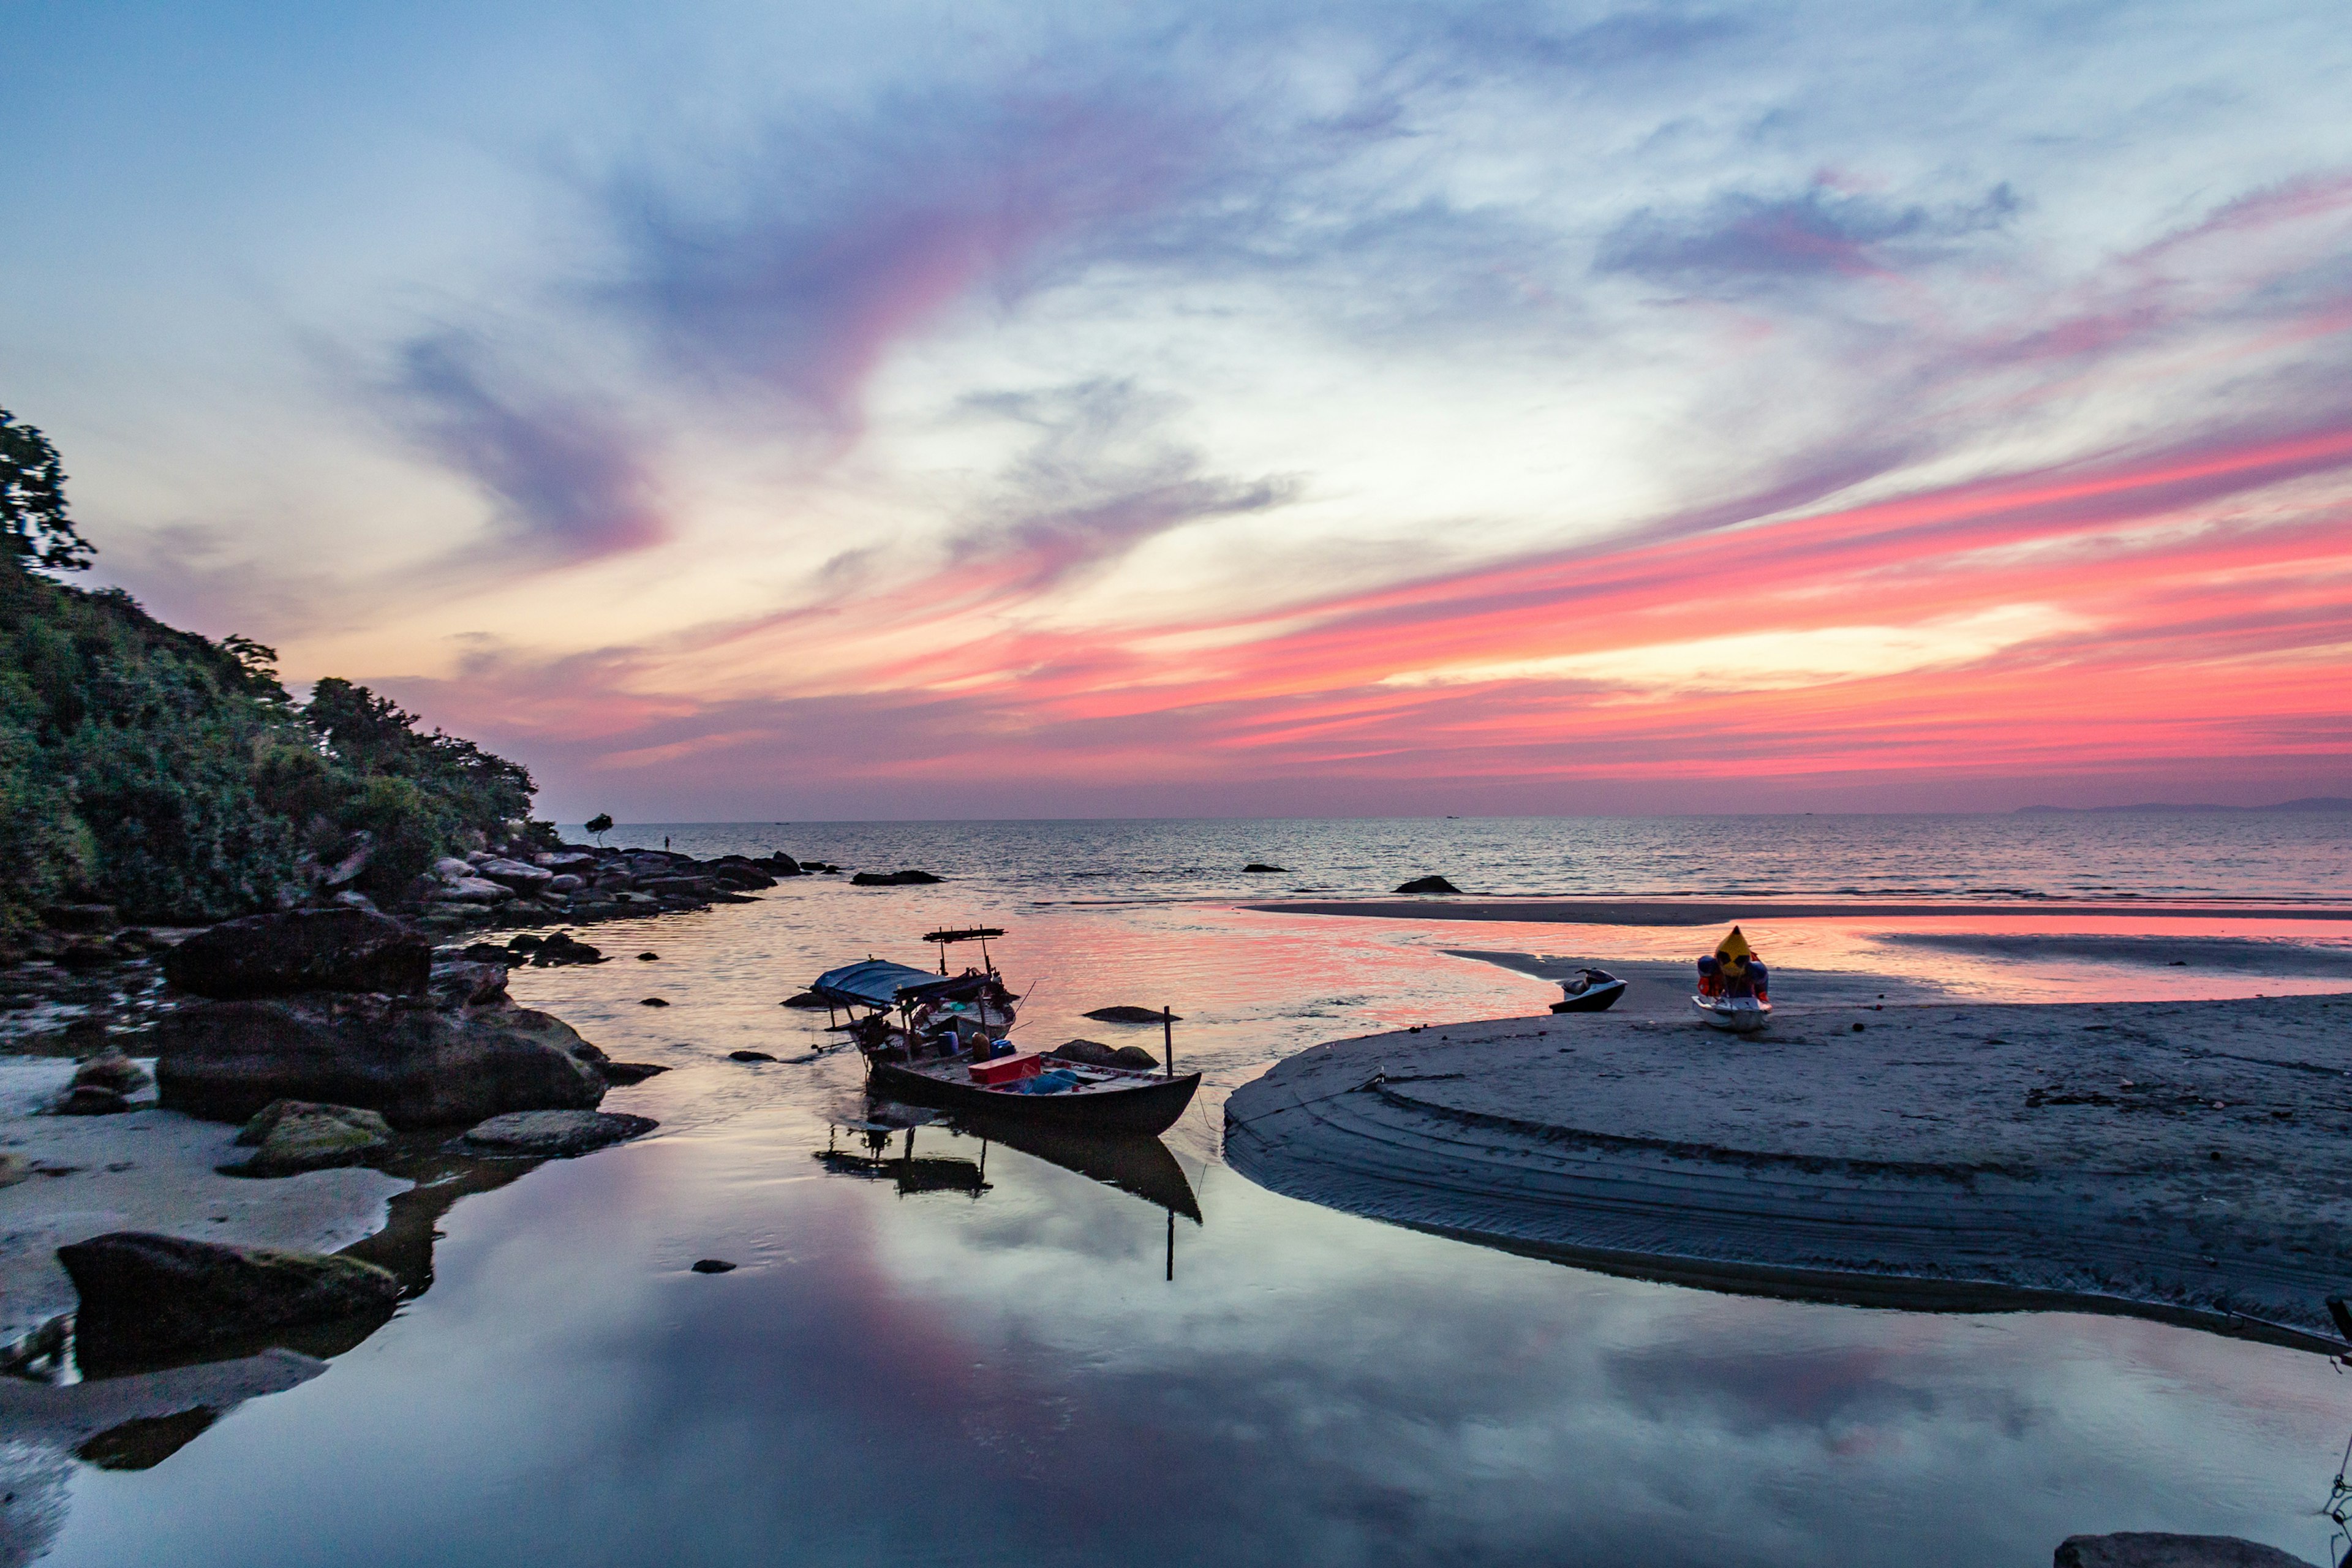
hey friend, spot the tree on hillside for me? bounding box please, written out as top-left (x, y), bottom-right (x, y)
top-left (1, 409), bottom-right (94, 571)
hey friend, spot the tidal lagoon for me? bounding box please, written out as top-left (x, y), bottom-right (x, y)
top-left (6, 815), bottom-right (2350, 1566)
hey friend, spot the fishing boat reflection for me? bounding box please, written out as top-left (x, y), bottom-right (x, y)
top-left (816, 1120), bottom-right (989, 1196)
top-left (818, 1109), bottom-right (1204, 1277)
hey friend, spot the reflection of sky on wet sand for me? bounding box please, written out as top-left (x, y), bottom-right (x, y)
top-left (39, 1097), bottom-right (2343, 1568)
top-left (30, 869), bottom-right (2352, 1566)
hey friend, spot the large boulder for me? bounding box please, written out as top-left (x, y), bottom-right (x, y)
top-left (58, 1232), bottom-right (400, 1366)
top-left (151, 993), bottom-right (608, 1128)
top-left (162, 909), bottom-right (432, 999)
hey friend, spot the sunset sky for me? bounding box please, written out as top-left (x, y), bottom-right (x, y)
top-left (7, 2), bottom-right (2350, 818)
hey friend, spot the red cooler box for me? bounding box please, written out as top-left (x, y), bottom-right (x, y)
top-left (968, 1054), bottom-right (1044, 1087)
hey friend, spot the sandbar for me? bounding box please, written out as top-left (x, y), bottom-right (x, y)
top-left (1246, 899), bottom-right (2352, 925)
top-left (1224, 992), bottom-right (2352, 1346)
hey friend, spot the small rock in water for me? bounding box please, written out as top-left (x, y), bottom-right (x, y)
top-left (1084, 1005), bottom-right (1181, 1024)
top-left (1049, 1039), bottom-right (1118, 1066)
top-left (1110, 1046), bottom-right (1162, 1071)
top-left (1395, 875), bottom-right (1461, 895)
top-left (691, 1258), bottom-right (736, 1273)
top-left (600, 1061), bottom-right (670, 1085)
top-left (638, 952), bottom-right (660, 961)
top-left (1242, 863), bottom-right (1287, 873)
top-left (639, 997), bottom-right (669, 1007)
top-left (729, 1050), bottom-right (777, 1063)
top-left (458, 1109), bottom-right (657, 1157)
top-left (850, 869), bottom-right (943, 886)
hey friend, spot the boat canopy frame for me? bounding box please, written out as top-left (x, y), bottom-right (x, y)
top-left (811, 959), bottom-right (980, 1013)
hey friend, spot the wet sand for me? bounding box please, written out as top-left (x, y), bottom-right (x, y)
top-left (0, 1058), bottom-right (410, 1346)
top-left (1249, 899), bottom-right (2352, 925)
top-left (1224, 992), bottom-right (2352, 1344)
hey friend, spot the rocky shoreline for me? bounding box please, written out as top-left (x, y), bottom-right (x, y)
top-left (0, 887), bottom-right (701, 1410)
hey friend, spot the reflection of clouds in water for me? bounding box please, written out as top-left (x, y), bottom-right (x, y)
top-left (29, 1099), bottom-right (2336, 1568)
top-left (0, 1443), bottom-right (70, 1568)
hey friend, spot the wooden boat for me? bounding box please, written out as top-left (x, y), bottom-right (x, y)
top-left (811, 932), bottom-right (1200, 1136)
top-left (1691, 994), bottom-right (1770, 1032)
top-left (868, 1055), bottom-right (1201, 1136)
top-left (1550, 968), bottom-right (1626, 1013)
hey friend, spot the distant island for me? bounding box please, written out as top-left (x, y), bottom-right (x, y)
top-left (2014, 797), bottom-right (2352, 814)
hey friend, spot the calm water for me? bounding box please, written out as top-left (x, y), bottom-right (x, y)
top-left (24, 815), bottom-right (2352, 1567)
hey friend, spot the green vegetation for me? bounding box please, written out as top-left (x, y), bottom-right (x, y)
top-left (0, 409), bottom-right (551, 937)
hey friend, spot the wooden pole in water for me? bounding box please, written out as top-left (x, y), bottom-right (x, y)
top-left (1163, 1006), bottom-right (1174, 1077)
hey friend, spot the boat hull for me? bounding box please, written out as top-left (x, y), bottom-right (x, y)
top-left (1692, 995), bottom-right (1770, 1032)
top-left (1550, 980), bottom-right (1626, 1014)
top-left (869, 1057), bottom-right (1202, 1135)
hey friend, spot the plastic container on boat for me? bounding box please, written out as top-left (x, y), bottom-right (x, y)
top-left (969, 1054), bottom-right (1044, 1087)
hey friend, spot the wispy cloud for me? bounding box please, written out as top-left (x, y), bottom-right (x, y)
top-left (388, 334), bottom-right (666, 562)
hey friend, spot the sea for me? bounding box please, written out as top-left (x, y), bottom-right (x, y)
top-left (27, 813), bottom-right (2352, 1567)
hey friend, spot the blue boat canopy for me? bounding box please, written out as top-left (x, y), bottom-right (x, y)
top-left (810, 959), bottom-right (960, 1011)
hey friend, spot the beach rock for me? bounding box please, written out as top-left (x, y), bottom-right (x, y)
top-left (851, 869), bottom-right (941, 886)
top-left (600, 1061), bottom-right (669, 1085)
top-left (545, 873), bottom-right (585, 894)
top-left (229, 1101), bottom-right (395, 1174)
top-left (56, 1085), bottom-right (131, 1115)
top-left (1049, 1039), bottom-right (1119, 1065)
top-left (533, 851), bottom-right (597, 871)
top-left (429, 960), bottom-right (508, 1009)
top-left (2052, 1534), bottom-right (2317, 1567)
top-left (474, 857), bottom-right (554, 894)
top-left (692, 1258), bottom-right (737, 1273)
top-left (73, 1048), bottom-right (152, 1096)
top-left (639, 997), bottom-right (669, 1007)
top-left (320, 833), bottom-right (374, 889)
top-left (637, 952), bottom-right (660, 961)
top-left (530, 934), bottom-right (604, 967)
top-left (151, 993), bottom-right (608, 1127)
top-left (1110, 1046), bottom-right (1163, 1071)
top-left (762, 853), bottom-right (804, 875)
top-left (58, 1232), bottom-right (401, 1363)
top-left (1084, 1005), bottom-right (1181, 1024)
top-left (728, 1050), bottom-right (777, 1063)
top-left (163, 909), bottom-right (432, 999)
top-left (457, 1109), bottom-right (657, 1157)
top-left (1242, 863), bottom-right (1287, 873)
top-left (434, 876), bottom-right (513, 905)
top-left (1395, 875), bottom-right (1461, 894)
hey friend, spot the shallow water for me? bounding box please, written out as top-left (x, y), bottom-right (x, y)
top-left (21, 816), bottom-right (2352, 1566)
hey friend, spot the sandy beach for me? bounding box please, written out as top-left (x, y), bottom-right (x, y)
top-left (1226, 990), bottom-right (2352, 1344)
